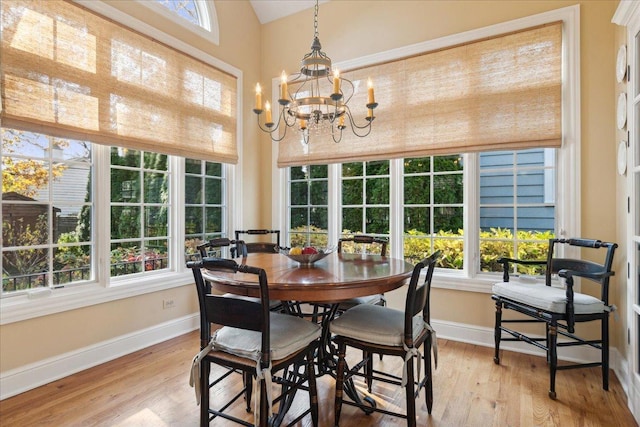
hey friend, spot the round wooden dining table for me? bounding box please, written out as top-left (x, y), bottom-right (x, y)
top-left (200, 251), bottom-right (414, 303)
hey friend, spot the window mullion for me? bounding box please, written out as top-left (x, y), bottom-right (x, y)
top-left (390, 159), bottom-right (403, 259)
top-left (464, 153), bottom-right (479, 278)
top-left (94, 144), bottom-right (111, 286)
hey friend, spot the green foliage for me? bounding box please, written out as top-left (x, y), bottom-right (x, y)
top-left (403, 227), bottom-right (553, 273)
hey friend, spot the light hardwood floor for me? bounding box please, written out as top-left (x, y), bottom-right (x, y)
top-left (1, 330), bottom-right (637, 427)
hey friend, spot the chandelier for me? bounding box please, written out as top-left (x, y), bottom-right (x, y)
top-left (253, 0), bottom-right (378, 144)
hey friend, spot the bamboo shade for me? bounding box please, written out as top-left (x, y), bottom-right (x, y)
top-left (278, 22), bottom-right (562, 167)
top-left (0, 0), bottom-right (238, 163)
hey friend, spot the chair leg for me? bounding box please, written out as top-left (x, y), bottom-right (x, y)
top-left (244, 372), bottom-right (253, 412)
top-left (200, 362), bottom-right (210, 427)
top-left (405, 353), bottom-right (417, 427)
top-left (259, 376), bottom-right (270, 427)
top-left (307, 351), bottom-right (319, 427)
top-left (334, 342), bottom-right (347, 427)
top-left (602, 314), bottom-right (609, 391)
top-left (548, 323), bottom-right (558, 400)
top-left (424, 338), bottom-right (433, 414)
top-left (364, 350), bottom-right (373, 392)
top-left (494, 302), bottom-right (502, 364)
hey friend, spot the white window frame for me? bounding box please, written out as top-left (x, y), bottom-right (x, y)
top-left (273, 5), bottom-right (581, 293)
top-left (132, 0), bottom-right (220, 45)
top-left (1, 0), bottom-right (242, 324)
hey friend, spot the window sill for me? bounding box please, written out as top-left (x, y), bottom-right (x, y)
top-left (0, 271), bottom-right (193, 325)
top-left (432, 272), bottom-right (500, 294)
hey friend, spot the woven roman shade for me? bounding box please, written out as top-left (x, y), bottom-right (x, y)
top-left (278, 22), bottom-right (562, 168)
top-left (1, 0), bottom-right (238, 163)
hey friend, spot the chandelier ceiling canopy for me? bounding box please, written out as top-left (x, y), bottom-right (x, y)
top-left (253, 0), bottom-right (378, 144)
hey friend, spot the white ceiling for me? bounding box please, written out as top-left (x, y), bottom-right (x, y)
top-left (249, 0), bottom-right (329, 24)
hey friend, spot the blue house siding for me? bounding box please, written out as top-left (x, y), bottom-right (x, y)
top-left (479, 149), bottom-right (555, 232)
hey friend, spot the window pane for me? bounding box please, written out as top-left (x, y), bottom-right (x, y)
top-left (434, 175), bottom-right (462, 204)
top-left (185, 206), bottom-right (203, 235)
top-left (434, 155), bottom-right (463, 172)
top-left (310, 181), bottom-right (327, 205)
top-left (291, 182), bottom-right (308, 205)
top-left (366, 178), bottom-right (389, 204)
top-left (366, 160), bottom-right (389, 175)
top-left (185, 175), bottom-right (201, 204)
top-left (343, 208), bottom-right (362, 233)
top-left (144, 172), bottom-right (167, 203)
top-left (205, 177), bottom-right (222, 204)
top-left (185, 158), bottom-right (201, 174)
top-left (111, 206), bottom-right (141, 239)
top-left (404, 176), bottom-right (430, 205)
top-left (405, 207), bottom-right (430, 232)
top-left (342, 180), bottom-right (363, 205)
top-left (309, 165), bottom-right (328, 179)
top-left (342, 162), bottom-right (362, 177)
top-left (112, 170), bottom-right (140, 203)
top-left (366, 207), bottom-right (389, 234)
top-left (404, 157), bottom-right (430, 173)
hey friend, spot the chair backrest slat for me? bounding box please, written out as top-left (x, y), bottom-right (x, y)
top-left (338, 235), bottom-right (388, 256)
top-left (234, 229), bottom-right (280, 255)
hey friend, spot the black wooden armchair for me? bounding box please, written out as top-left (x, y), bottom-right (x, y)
top-left (492, 238), bottom-right (617, 399)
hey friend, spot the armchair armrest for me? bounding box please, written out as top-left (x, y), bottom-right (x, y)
top-left (557, 268), bottom-right (615, 334)
top-left (497, 257), bottom-right (546, 283)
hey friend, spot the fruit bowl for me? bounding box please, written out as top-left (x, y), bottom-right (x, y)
top-left (278, 246), bottom-right (336, 266)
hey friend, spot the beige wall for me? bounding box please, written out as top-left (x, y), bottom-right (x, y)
top-left (0, 0), bottom-right (628, 387)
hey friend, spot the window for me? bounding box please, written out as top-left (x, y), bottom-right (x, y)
top-left (341, 160), bottom-right (390, 240)
top-left (156, 0), bottom-right (201, 26)
top-left (184, 159), bottom-right (226, 258)
top-left (479, 149), bottom-right (556, 274)
top-left (283, 148), bottom-right (556, 279)
top-left (2, 130), bottom-right (231, 297)
top-left (110, 148), bottom-right (170, 277)
top-left (2, 129), bottom-right (93, 292)
top-left (288, 165), bottom-right (328, 247)
top-left (403, 156), bottom-right (464, 265)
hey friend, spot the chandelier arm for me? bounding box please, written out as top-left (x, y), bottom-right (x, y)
top-left (330, 122), bottom-right (343, 143)
top-left (343, 106), bottom-right (375, 133)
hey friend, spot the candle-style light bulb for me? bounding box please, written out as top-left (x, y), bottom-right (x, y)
top-left (265, 101), bottom-right (272, 123)
top-left (255, 83), bottom-right (262, 110)
top-left (333, 69), bottom-right (340, 94)
top-left (367, 78), bottom-right (375, 105)
top-left (280, 71), bottom-right (288, 101)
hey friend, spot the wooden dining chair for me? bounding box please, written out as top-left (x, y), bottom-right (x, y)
top-left (336, 235), bottom-right (389, 311)
top-left (331, 251), bottom-right (441, 427)
top-left (233, 229), bottom-right (281, 256)
top-left (187, 257), bottom-right (321, 427)
top-left (197, 237), bottom-right (247, 259)
top-left (492, 238), bottom-right (617, 399)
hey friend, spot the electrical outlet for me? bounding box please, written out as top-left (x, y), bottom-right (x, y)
top-left (163, 299), bottom-right (175, 309)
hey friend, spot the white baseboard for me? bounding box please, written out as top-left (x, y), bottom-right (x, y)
top-left (0, 314), bottom-right (198, 400)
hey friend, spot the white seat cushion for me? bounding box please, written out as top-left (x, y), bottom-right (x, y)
top-left (330, 304), bottom-right (426, 346)
top-left (492, 281), bottom-right (606, 314)
top-left (212, 313), bottom-right (321, 361)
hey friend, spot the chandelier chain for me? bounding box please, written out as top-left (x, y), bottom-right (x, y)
top-left (313, 0), bottom-right (319, 39)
